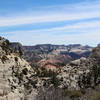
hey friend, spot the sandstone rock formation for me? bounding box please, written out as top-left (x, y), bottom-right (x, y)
top-left (0, 37), bottom-right (37, 100)
top-left (0, 37), bottom-right (100, 100)
top-left (11, 43), bottom-right (92, 70)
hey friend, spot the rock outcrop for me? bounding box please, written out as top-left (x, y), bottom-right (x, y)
top-left (0, 37), bottom-right (37, 100)
top-left (57, 47), bottom-right (100, 90)
top-left (23, 44), bottom-right (92, 69)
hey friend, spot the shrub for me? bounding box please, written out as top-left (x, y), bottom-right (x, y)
top-left (36, 67), bottom-right (55, 77)
top-left (35, 67), bottom-right (61, 87)
top-left (63, 90), bottom-right (82, 98)
top-left (22, 68), bottom-right (28, 75)
top-left (15, 57), bottom-right (18, 62)
top-left (92, 65), bottom-right (100, 85)
top-left (5, 39), bottom-right (10, 45)
top-left (15, 69), bottom-right (23, 82)
top-left (50, 72), bottom-right (61, 87)
top-left (61, 63), bottom-right (66, 66)
top-left (1, 55), bottom-right (8, 63)
top-left (80, 88), bottom-right (86, 95)
top-left (90, 92), bottom-right (100, 100)
top-left (18, 47), bottom-right (23, 57)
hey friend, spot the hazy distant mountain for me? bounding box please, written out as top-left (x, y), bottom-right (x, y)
top-left (23, 44), bottom-right (93, 69)
top-left (10, 43), bottom-right (93, 69)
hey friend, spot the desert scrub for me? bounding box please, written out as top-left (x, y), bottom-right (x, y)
top-left (50, 72), bottom-right (61, 87)
top-left (15, 69), bottom-right (23, 83)
top-left (90, 92), bottom-right (100, 100)
top-left (1, 55), bottom-right (8, 63)
top-left (5, 39), bottom-right (10, 45)
top-left (14, 57), bottom-right (18, 62)
top-left (22, 68), bottom-right (28, 75)
top-left (36, 67), bottom-right (61, 87)
top-left (36, 67), bottom-right (55, 77)
top-left (63, 90), bottom-right (82, 99)
top-left (92, 65), bottom-right (100, 85)
top-left (80, 88), bottom-right (86, 95)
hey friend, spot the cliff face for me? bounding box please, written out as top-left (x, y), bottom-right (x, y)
top-left (13, 43), bottom-right (92, 70)
top-left (23, 44), bottom-right (92, 72)
top-left (0, 37), bottom-right (37, 100)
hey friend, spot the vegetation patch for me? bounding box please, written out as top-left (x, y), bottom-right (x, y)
top-left (1, 55), bottom-right (8, 63)
top-left (63, 90), bottom-right (82, 99)
top-left (90, 92), bottom-right (100, 100)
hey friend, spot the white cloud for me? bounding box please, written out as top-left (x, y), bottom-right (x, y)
top-left (4, 20), bottom-right (100, 34)
top-left (3, 29), bottom-right (100, 46)
top-left (0, 1), bottom-right (100, 27)
top-left (1, 0), bottom-right (100, 46)
top-left (1, 20), bottom-right (100, 46)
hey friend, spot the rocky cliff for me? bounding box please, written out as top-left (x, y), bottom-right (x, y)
top-left (11, 43), bottom-right (92, 70)
top-left (0, 37), bottom-right (38, 100)
top-left (0, 37), bottom-right (100, 100)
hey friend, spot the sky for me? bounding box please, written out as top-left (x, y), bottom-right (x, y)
top-left (0, 0), bottom-right (100, 46)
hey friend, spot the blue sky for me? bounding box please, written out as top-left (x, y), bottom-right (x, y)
top-left (0, 0), bottom-right (100, 46)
